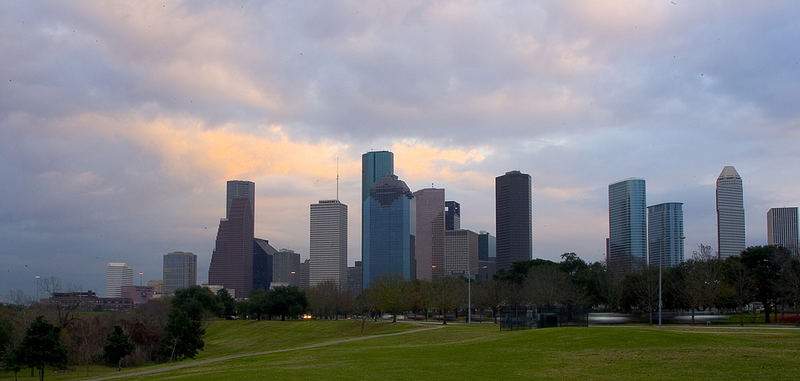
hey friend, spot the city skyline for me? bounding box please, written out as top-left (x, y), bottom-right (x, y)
top-left (2, 2), bottom-right (799, 296)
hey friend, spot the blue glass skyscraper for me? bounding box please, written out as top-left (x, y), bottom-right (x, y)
top-left (362, 151), bottom-right (394, 203)
top-left (363, 174), bottom-right (415, 288)
top-left (647, 202), bottom-right (684, 267)
top-left (608, 178), bottom-right (646, 277)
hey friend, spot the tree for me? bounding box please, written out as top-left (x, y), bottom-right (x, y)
top-left (159, 309), bottom-right (204, 361)
top-left (0, 317), bottom-right (11, 358)
top-left (621, 267), bottom-right (658, 323)
top-left (523, 265), bottom-right (576, 307)
top-left (432, 277), bottom-right (462, 325)
top-left (723, 256), bottom-right (753, 326)
top-left (473, 279), bottom-right (503, 323)
top-left (740, 245), bottom-right (791, 323)
top-left (16, 316), bottom-right (67, 381)
top-left (216, 289), bottom-right (236, 318)
top-left (682, 257), bottom-right (724, 324)
top-left (171, 286), bottom-right (222, 321)
top-left (372, 275), bottom-right (408, 323)
top-left (3, 346), bottom-right (22, 381)
top-left (267, 286), bottom-right (307, 321)
top-left (103, 326), bottom-right (134, 371)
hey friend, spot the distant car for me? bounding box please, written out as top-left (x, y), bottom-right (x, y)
top-left (225, 315), bottom-right (238, 320)
top-left (381, 313), bottom-right (394, 320)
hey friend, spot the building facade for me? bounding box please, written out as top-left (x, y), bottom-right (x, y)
top-left (347, 261), bottom-right (363, 296)
top-left (716, 166), bottom-right (745, 259)
top-left (495, 171), bottom-right (533, 271)
top-left (209, 181), bottom-right (255, 297)
top-left (105, 262), bottom-right (133, 298)
top-left (608, 178), bottom-right (647, 277)
top-left (445, 201), bottom-right (461, 231)
top-left (477, 231), bottom-right (497, 280)
top-left (414, 188), bottom-right (445, 280)
top-left (767, 207), bottom-right (799, 257)
top-left (299, 259), bottom-right (310, 289)
top-left (272, 249), bottom-right (300, 287)
top-left (227, 180), bottom-right (255, 219)
top-left (162, 251), bottom-right (197, 294)
top-left (444, 229), bottom-right (479, 277)
top-left (363, 174), bottom-right (416, 288)
top-left (253, 238), bottom-right (277, 291)
top-left (647, 202), bottom-right (684, 267)
top-left (362, 151), bottom-right (394, 284)
top-left (310, 200), bottom-right (348, 287)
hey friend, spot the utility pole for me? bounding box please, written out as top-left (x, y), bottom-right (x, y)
top-left (658, 256), bottom-right (663, 328)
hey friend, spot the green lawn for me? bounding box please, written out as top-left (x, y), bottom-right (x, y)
top-left (0, 319), bottom-right (415, 380)
top-left (128, 324), bottom-right (800, 381)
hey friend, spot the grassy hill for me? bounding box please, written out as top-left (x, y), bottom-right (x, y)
top-left (3, 321), bottom-right (799, 380)
top-left (133, 324), bottom-right (800, 380)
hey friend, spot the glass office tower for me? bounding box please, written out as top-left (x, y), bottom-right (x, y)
top-left (608, 178), bottom-right (647, 277)
top-left (647, 202), bottom-right (684, 267)
top-left (363, 174), bottom-right (415, 288)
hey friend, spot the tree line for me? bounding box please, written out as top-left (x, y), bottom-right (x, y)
top-left (2, 245), bottom-right (799, 378)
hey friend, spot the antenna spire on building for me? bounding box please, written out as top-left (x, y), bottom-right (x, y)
top-left (336, 157), bottom-right (340, 201)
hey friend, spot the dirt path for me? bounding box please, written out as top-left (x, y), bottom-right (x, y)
top-left (87, 324), bottom-right (446, 380)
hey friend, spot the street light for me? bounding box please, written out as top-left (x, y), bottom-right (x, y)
top-left (139, 272), bottom-right (144, 287)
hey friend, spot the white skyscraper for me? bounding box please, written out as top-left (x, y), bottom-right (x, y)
top-left (767, 207), bottom-right (799, 257)
top-left (106, 262), bottom-right (133, 298)
top-left (310, 200), bottom-right (348, 287)
top-left (716, 166), bottom-right (745, 259)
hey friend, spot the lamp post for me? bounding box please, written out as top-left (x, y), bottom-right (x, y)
top-left (658, 256), bottom-right (663, 328)
top-left (139, 272), bottom-right (144, 287)
top-left (34, 275), bottom-right (40, 302)
top-left (467, 269), bottom-right (471, 324)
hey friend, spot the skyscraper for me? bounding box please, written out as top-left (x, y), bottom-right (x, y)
top-left (347, 261), bottom-right (363, 296)
top-left (310, 200), bottom-right (348, 287)
top-left (716, 166), bottom-right (745, 259)
top-left (106, 262), bottom-right (133, 298)
top-left (361, 151), bottom-right (394, 283)
top-left (608, 178), bottom-right (647, 277)
top-left (272, 249), bottom-right (300, 287)
top-left (227, 180), bottom-right (255, 219)
top-left (444, 229), bottom-right (479, 277)
top-left (162, 251), bottom-right (197, 294)
top-left (495, 170), bottom-right (532, 271)
top-left (363, 174), bottom-right (415, 288)
top-left (209, 181), bottom-right (255, 297)
top-left (647, 203), bottom-right (684, 268)
top-left (477, 231), bottom-right (497, 281)
top-left (445, 201), bottom-right (461, 231)
top-left (253, 238), bottom-right (277, 291)
top-left (767, 207), bottom-right (799, 257)
top-left (414, 188), bottom-right (445, 280)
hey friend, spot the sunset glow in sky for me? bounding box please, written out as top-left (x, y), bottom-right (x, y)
top-left (1, 1), bottom-right (799, 296)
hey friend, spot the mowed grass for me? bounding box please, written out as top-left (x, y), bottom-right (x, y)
top-left (128, 324), bottom-right (800, 381)
top-left (197, 319), bottom-right (416, 359)
top-left (0, 320), bottom-right (415, 380)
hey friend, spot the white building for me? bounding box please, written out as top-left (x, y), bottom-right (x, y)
top-left (106, 262), bottom-right (133, 298)
top-left (716, 166), bottom-right (745, 259)
top-left (444, 229), bottom-right (479, 277)
top-left (309, 200), bottom-right (348, 287)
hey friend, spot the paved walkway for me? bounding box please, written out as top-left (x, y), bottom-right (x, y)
top-left (88, 324), bottom-right (446, 380)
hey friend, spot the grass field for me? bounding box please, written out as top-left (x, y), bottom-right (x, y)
top-left (136, 323), bottom-right (800, 380)
top-left (3, 321), bottom-right (799, 380)
top-left (0, 320), bottom-right (415, 380)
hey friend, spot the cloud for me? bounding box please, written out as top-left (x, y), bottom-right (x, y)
top-left (1, 1), bottom-right (799, 295)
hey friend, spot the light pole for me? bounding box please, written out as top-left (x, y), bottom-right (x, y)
top-left (658, 255), bottom-right (663, 328)
top-left (467, 269), bottom-right (471, 324)
top-left (139, 272), bottom-right (144, 287)
top-left (35, 275), bottom-right (40, 302)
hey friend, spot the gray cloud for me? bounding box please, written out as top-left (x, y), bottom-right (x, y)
top-left (1, 1), bottom-right (799, 297)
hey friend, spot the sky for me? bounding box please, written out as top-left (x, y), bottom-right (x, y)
top-left (1, 1), bottom-right (799, 298)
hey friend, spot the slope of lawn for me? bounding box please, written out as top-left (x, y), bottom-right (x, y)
top-left (0, 319), bottom-right (416, 380)
top-left (131, 325), bottom-right (800, 380)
